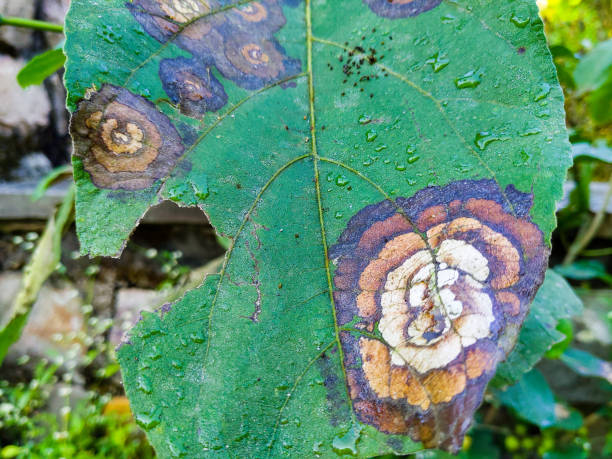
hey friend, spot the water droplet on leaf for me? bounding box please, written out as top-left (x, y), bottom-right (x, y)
top-left (137, 375), bottom-right (152, 394)
top-left (426, 52), bottom-right (450, 73)
top-left (332, 424), bottom-right (362, 456)
top-left (455, 69), bottom-right (484, 89)
top-left (510, 12), bottom-right (530, 28)
top-left (474, 131), bottom-right (501, 150)
top-left (519, 127), bottom-right (542, 137)
top-left (135, 408), bottom-right (162, 430)
top-left (190, 332), bottom-right (205, 344)
top-left (534, 82), bottom-right (551, 101)
top-left (335, 175), bottom-right (349, 187)
top-left (358, 114), bottom-right (371, 125)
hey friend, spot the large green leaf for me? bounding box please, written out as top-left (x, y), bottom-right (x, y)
top-left (65, 0), bottom-right (571, 456)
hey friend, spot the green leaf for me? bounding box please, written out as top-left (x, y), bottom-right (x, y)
top-left (494, 270), bottom-right (583, 385)
top-left (554, 259), bottom-right (612, 284)
top-left (560, 348), bottom-right (612, 384)
top-left (17, 47), bottom-right (66, 88)
top-left (572, 141), bottom-right (612, 164)
top-left (586, 78), bottom-right (612, 125)
top-left (65, 0), bottom-right (571, 455)
top-left (493, 368), bottom-right (557, 428)
top-left (573, 38), bottom-right (612, 93)
top-left (544, 318), bottom-right (573, 359)
top-left (31, 164), bottom-right (73, 202)
top-left (0, 186), bottom-right (74, 364)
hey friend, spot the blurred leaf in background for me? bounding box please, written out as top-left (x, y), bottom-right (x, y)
top-left (17, 46), bottom-right (65, 89)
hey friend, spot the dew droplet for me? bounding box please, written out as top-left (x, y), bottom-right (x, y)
top-left (534, 82), bottom-right (551, 101)
top-left (455, 69), bottom-right (484, 89)
top-left (137, 375), bottom-right (152, 394)
top-left (510, 12), bottom-right (530, 28)
top-left (146, 346), bottom-right (162, 361)
top-left (474, 131), bottom-right (500, 150)
top-left (190, 332), bottom-right (205, 344)
top-left (536, 109), bottom-right (550, 119)
top-left (365, 129), bottom-right (377, 142)
top-left (135, 408), bottom-right (162, 431)
top-left (407, 154), bottom-right (420, 164)
top-left (332, 424), bottom-right (362, 456)
top-left (192, 181), bottom-right (209, 201)
top-left (395, 163), bottom-right (406, 171)
top-left (335, 211), bottom-right (343, 219)
top-left (313, 441), bottom-right (324, 457)
top-left (374, 144), bottom-right (387, 152)
top-left (519, 127), bottom-right (542, 137)
top-left (358, 114), bottom-right (371, 125)
top-left (335, 175), bottom-right (349, 187)
top-left (426, 52), bottom-right (450, 73)
top-left (167, 439), bottom-right (187, 458)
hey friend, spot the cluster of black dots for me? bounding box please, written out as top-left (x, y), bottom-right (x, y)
top-left (326, 29), bottom-right (394, 99)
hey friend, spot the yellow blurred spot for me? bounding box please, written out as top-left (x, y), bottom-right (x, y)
top-left (103, 396), bottom-right (132, 416)
top-left (462, 435), bottom-right (472, 451)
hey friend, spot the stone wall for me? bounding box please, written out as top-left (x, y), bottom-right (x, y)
top-left (0, 0), bottom-right (71, 181)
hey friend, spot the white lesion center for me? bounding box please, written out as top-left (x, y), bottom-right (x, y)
top-left (378, 238), bottom-right (495, 373)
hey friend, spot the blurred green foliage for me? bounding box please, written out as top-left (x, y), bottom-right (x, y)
top-left (0, 362), bottom-right (154, 459)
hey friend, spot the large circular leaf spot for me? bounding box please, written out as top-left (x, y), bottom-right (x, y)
top-left (71, 85), bottom-right (185, 190)
top-left (330, 179), bottom-right (548, 449)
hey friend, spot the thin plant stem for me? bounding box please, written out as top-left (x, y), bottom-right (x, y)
top-left (0, 16), bottom-right (63, 33)
top-left (563, 173), bottom-right (612, 266)
top-left (582, 247), bottom-right (612, 257)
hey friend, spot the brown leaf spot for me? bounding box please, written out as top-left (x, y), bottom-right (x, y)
top-left (465, 198), bottom-right (543, 259)
top-left (390, 366), bottom-right (430, 410)
top-left (356, 291), bottom-right (378, 318)
top-left (479, 226), bottom-right (520, 289)
top-left (465, 347), bottom-right (494, 379)
top-left (417, 205), bottom-right (447, 232)
top-left (496, 291), bottom-right (521, 316)
top-left (422, 365), bottom-right (466, 404)
top-left (358, 213), bottom-right (413, 250)
top-left (359, 338), bottom-right (390, 398)
top-left (378, 231), bottom-right (427, 262)
top-left (358, 258), bottom-right (395, 291)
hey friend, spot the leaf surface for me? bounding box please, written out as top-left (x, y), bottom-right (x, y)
top-left (65, 0), bottom-right (571, 455)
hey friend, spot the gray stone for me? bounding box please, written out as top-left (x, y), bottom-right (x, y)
top-left (0, 1), bottom-right (36, 51)
top-left (110, 288), bottom-right (166, 346)
top-left (0, 56), bottom-right (52, 180)
top-left (0, 56), bottom-right (51, 133)
top-left (41, 0), bottom-right (70, 48)
top-left (2, 278), bottom-right (85, 363)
